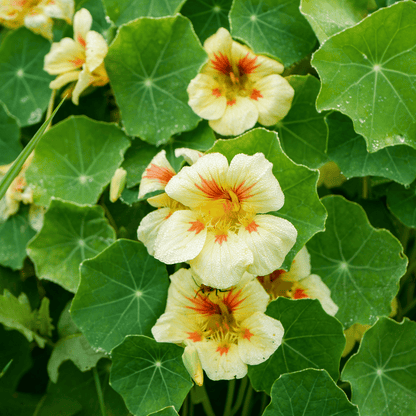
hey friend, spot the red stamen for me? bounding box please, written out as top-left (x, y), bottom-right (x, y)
top-left (238, 53), bottom-right (260, 75)
top-left (211, 52), bottom-right (232, 75)
top-left (188, 220), bottom-right (205, 235)
top-left (250, 89), bottom-right (263, 101)
top-left (143, 164), bottom-right (175, 185)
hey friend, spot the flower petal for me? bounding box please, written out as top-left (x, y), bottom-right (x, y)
top-left (227, 152), bottom-right (284, 213)
top-left (154, 210), bottom-right (207, 264)
top-left (187, 73), bottom-right (227, 120)
top-left (49, 70), bottom-right (80, 89)
top-left (137, 208), bottom-right (171, 256)
top-left (42, 0), bottom-right (74, 23)
top-left (204, 27), bottom-right (233, 62)
top-left (209, 96), bottom-right (258, 136)
top-left (251, 75), bottom-right (294, 125)
top-left (139, 150), bottom-right (176, 199)
top-left (72, 64), bottom-right (94, 105)
top-left (174, 148), bottom-right (203, 165)
top-left (24, 11), bottom-right (53, 40)
top-left (152, 311), bottom-right (200, 344)
top-left (239, 214), bottom-right (297, 276)
top-left (165, 153), bottom-right (229, 209)
top-left (281, 246), bottom-right (311, 282)
top-left (238, 312), bottom-right (284, 365)
top-left (189, 231), bottom-right (253, 289)
top-left (73, 8), bottom-right (92, 47)
top-left (182, 344), bottom-right (204, 386)
top-left (44, 38), bottom-right (85, 75)
top-left (85, 30), bottom-right (108, 72)
top-left (196, 341), bottom-right (247, 381)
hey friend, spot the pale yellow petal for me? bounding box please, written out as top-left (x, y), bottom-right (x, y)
top-left (72, 64), bottom-right (94, 105)
top-left (85, 30), bottom-right (108, 72)
top-left (44, 38), bottom-right (85, 75)
top-left (109, 167), bottom-right (127, 202)
top-left (49, 70), bottom-right (80, 89)
top-left (187, 73), bottom-right (227, 120)
top-left (204, 27), bottom-right (233, 60)
top-left (43, 0), bottom-right (74, 23)
top-left (238, 312), bottom-right (284, 365)
top-left (174, 148), bottom-right (203, 165)
top-left (227, 152), bottom-right (284, 213)
top-left (282, 246), bottom-right (311, 282)
top-left (154, 210), bottom-right (207, 264)
top-left (189, 231), bottom-right (253, 289)
top-left (73, 8), bottom-right (92, 47)
top-left (209, 96), bottom-right (258, 136)
top-left (183, 345), bottom-right (204, 386)
top-left (24, 11), bottom-right (53, 40)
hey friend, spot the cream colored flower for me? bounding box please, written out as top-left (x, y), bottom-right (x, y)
top-left (257, 246), bottom-right (338, 316)
top-left (138, 152), bottom-right (297, 289)
top-left (0, 0), bottom-right (73, 40)
top-left (152, 268), bottom-right (284, 383)
top-left (43, 8), bottom-right (108, 105)
top-left (187, 28), bottom-right (294, 136)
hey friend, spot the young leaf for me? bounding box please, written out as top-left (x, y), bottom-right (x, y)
top-left (342, 317), bottom-right (416, 416)
top-left (110, 335), bottom-right (193, 416)
top-left (35, 297), bottom-right (54, 338)
top-left (275, 75), bottom-right (329, 169)
top-left (386, 180), bottom-right (416, 228)
top-left (71, 239), bottom-right (169, 353)
top-left (208, 128), bottom-right (326, 269)
top-left (27, 199), bottom-right (116, 293)
top-left (0, 102), bottom-right (21, 165)
top-left (0, 28), bottom-right (53, 126)
top-left (25, 116), bottom-right (131, 206)
top-left (300, 0), bottom-right (375, 43)
top-left (248, 298), bottom-right (345, 394)
top-left (307, 195), bottom-right (407, 328)
top-left (0, 206), bottom-right (36, 270)
top-left (263, 369), bottom-right (359, 416)
top-left (312, 1), bottom-right (416, 152)
top-left (326, 112), bottom-right (416, 186)
top-left (105, 15), bottom-right (207, 145)
top-left (230, 0), bottom-right (317, 67)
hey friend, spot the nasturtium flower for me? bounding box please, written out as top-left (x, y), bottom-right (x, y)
top-left (187, 28), bottom-right (294, 136)
top-left (138, 152), bottom-right (297, 289)
top-left (257, 246), bottom-right (338, 316)
top-left (152, 268), bottom-right (284, 383)
top-left (0, 0), bottom-right (73, 40)
top-left (43, 8), bottom-right (108, 105)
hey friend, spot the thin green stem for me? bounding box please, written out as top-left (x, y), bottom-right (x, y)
top-left (223, 379), bottom-right (236, 416)
top-left (401, 297), bottom-right (416, 317)
top-left (181, 394), bottom-right (189, 416)
top-left (45, 89), bottom-right (56, 131)
top-left (240, 383), bottom-right (253, 416)
top-left (198, 385), bottom-right (216, 416)
top-left (362, 176), bottom-right (369, 199)
top-left (99, 195), bottom-right (118, 234)
top-left (93, 367), bottom-right (107, 416)
top-left (259, 392), bottom-right (269, 413)
top-left (230, 377), bottom-right (248, 416)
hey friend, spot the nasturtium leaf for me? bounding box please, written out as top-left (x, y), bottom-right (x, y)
top-left (106, 15), bottom-right (207, 145)
top-left (35, 297), bottom-right (54, 337)
top-left (103, 0), bottom-right (185, 26)
top-left (149, 407), bottom-right (180, 416)
top-left (0, 205), bottom-right (36, 270)
top-left (25, 116), bottom-right (131, 206)
top-left (274, 75), bottom-right (328, 169)
top-left (264, 369), bottom-right (359, 416)
top-left (208, 128), bottom-right (326, 269)
top-left (0, 28), bottom-right (53, 126)
top-left (312, 1), bottom-right (416, 152)
top-left (0, 390), bottom-right (42, 416)
top-left (386, 180), bottom-right (416, 228)
top-left (110, 335), bottom-right (193, 416)
top-left (0, 102), bottom-right (21, 165)
top-left (326, 112), bottom-right (416, 186)
top-left (307, 195), bottom-right (407, 328)
top-left (181, 0), bottom-right (232, 42)
top-left (0, 290), bottom-right (46, 347)
top-left (48, 333), bottom-right (106, 383)
top-left (229, 0), bottom-right (317, 67)
top-left (300, 0), bottom-right (374, 43)
top-left (342, 317), bottom-right (416, 416)
top-left (248, 298), bottom-right (345, 394)
top-left (123, 121), bottom-right (215, 188)
top-left (27, 199), bottom-right (116, 293)
top-left (0, 327), bottom-right (32, 392)
top-left (71, 239), bottom-right (169, 353)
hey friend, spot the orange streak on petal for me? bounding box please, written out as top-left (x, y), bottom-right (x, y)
top-left (212, 88), bottom-right (222, 97)
top-left (250, 88), bottom-right (263, 101)
top-left (77, 35), bottom-right (86, 48)
top-left (245, 220), bottom-right (258, 233)
top-left (143, 164), bottom-right (175, 185)
top-left (70, 57), bottom-right (85, 67)
top-left (187, 331), bottom-right (203, 342)
top-left (185, 295), bottom-right (220, 316)
top-left (293, 288), bottom-right (308, 299)
top-left (243, 328), bottom-right (254, 341)
top-left (195, 174), bottom-right (226, 200)
top-left (226, 99), bottom-right (236, 106)
top-left (222, 289), bottom-right (245, 313)
top-left (215, 234), bottom-right (228, 245)
top-left (216, 345), bottom-right (230, 356)
top-left (188, 220), bottom-right (205, 235)
top-left (238, 53), bottom-right (260, 75)
top-left (211, 52), bottom-right (232, 75)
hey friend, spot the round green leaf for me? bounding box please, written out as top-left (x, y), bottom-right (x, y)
top-left (0, 28), bottom-right (53, 126)
top-left (275, 75), bottom-right (329, 169)
top-left (149, 407), bottom-right (179, 416)
top-left (300, 0), bottom-right (374, 43)
top-left (230, 0), bottom-right (317, 67)
top-left (25, 116), bottom-right (131, 206)
top-left (248, 298), bottom-right (345, 394)
top-left (181, 0), bottom-right (232, 42)
top-left (0, 102), bottom-right (21, 165)
top-left (342, 317), bottom-right (416, 416)
top-left (312, 1), bottom-right (416, 152)
top-left (208, 128), bottom-right (326, 269)
top-left (264, 369), bottom-right (359, 416)
top-left (27, 199), bottom-right (116, 293)
top-left (110, 335), bottom-right (192, 416)
top-left (326, 112), bottom-right (416, 186)
top-left (103, 0), bottom-right (185, 26)
top-left (386, 180), bottom-right (416, 227)
top-left (307, 195), bottom-right (407, 328)
top-left (106, 15), bottom-right (207, 145)
top-left (71, 239), bottom-right (169, 353)
top-left (0, 205), bottom-right (36, 270)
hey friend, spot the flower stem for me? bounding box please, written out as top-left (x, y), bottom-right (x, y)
top-left (93, 367), bottom-right (107, 416)
top-left (230, 377), bottom-right (248, 416)
top-left (192, 385), bottom-right (215, 416)
top-left (240, 382), bottom-right (253, 416)
top-left (46, 89), bottom-right (56, 131)
top-left (223, 379), bottom-right (236, 416)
